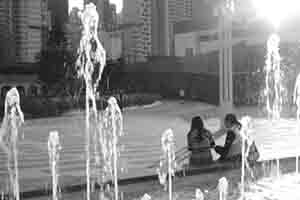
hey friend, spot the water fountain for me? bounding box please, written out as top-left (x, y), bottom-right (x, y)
top-left (0, 88), bottom-right (24, 200)
top-left (264, 34), bottom-right (283, 121)
top-left (195, 188), bottom-right (204, 200)
top-left (48, 131), bottom-right (61, 200)
top-left (141, 193), bottom-right (151, 200)
top-left (293, 73), bottom-right (300, 174)
top-left (157, 129), bottom-right (176, 200)
top-left (239, 116), bottom-right (257, 199)
top-left (75, 2), bottom-right (106, 200)
top-left (230, 0), bottom-right (300, 199)
top-left (101, 97), bottom-right (123, 200)
top-left (218, 177), bottom-right (228, 200)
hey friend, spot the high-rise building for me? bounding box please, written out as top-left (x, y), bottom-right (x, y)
top-left (0, 0), bottom-right (51, 97)
top-left (151, 0), bottom-right (168, 56)
top-left (123, 0), bottom-right (193, 62)
top-left (49, 0), bottom-right (68, 33)
top-left (14, 0), bottom-right (50, 63)
top-left (168, 0), bottom-right (192, 23)
top-left (103, 0), bottom-right (118, 31)
top-left (122, 0), bottom-right (151, 62)
top-left (0, 0), bottom-right (15, 65)
top-left (0, 0), bottom-right (50, 65)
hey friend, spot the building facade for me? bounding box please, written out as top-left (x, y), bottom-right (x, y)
top-left (0, 0), bottom-right (15, 66)
top-left (0, 0), bottom-right (50, 97)
top-left (123, 0), bottom-right (193, 63)
top-left (0, 0), bottom-right (51, 62)
top-left (168, 0), bottom-right (192, 23)
top-left (103, 0), bottom-right (118, 31)
top-left (122, 0), bottom-right (151, 63)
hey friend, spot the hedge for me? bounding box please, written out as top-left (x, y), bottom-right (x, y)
top-left (0, 93), bottom-right (162, 119)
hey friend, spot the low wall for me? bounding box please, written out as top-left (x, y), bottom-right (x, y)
top-left (119, 72), bottom-right (266, 106)
top-left (120, 72), bottom-right (220, 105)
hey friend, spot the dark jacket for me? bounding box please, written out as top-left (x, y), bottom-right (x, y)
top-left (187, 128), bottom-right (214, 165)
top-left (188, 128), bottom-right (214, 151)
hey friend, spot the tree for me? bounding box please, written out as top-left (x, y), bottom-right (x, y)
top-left (100, 58), bottom-right (125, 92)
top-left (37, 7), bottom-right (83, 98)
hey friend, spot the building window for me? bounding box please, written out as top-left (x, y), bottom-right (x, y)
top-left (185, 48), bottom-right (194, 56)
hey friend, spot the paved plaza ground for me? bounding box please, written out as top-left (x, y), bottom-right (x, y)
top-left (26, 169), bottom-right (243, 200)
top-left (0, 101), bottom-right (217, 193)
top-left (26, 160), bottom-right (300, 200)
top-left (1, 100), bottom-right (300, 199)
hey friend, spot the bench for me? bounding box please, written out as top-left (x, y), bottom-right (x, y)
top-left (147, 145), bottom-right (243, 174)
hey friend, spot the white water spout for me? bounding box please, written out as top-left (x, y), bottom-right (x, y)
top-left (195, 188), bottom-right (204, 200)
top-left (264, 33), bottom-right (283, 121)
top-left (218, 177), bottom-right (228, 200)
top-left (48, 131), bottom-right (61, 200)
top-left (101, 97), bottom-right (123, 200)
top-left (0, 88), bottom-right (24, 200)
top-left (75, 2), bottom-right (106, 200)
top-left (157, 129), bottom-right (176, 200)
top-left (141, 193), bottom-right (151, 200)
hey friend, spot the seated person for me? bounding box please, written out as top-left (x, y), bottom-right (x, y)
top-left (187, 116), bottom-right (215, 165)
top-left (215, 113), bottom-right (243, 161)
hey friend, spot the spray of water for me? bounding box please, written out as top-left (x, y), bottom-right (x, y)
top-left (239, 116), bottom-right (256, 199)
top-left (141, 193), bottom-right (151, 200)
top-left (218, 177), bottom-right (228, 200)
top-left (0, 88), bottom-right (24, 200)
top-left (264, 33), bottom-right (284, 121)
top-left (195, 188), bottom-right (204, 200)
top-left (75, 3), bottom-right (106, 200)
top-left (48, 131), bottom-right (61, 200)
top-left (293, 73), bottom-right (300, 174)
top-left (101, 97), bottom-right (123, 200)
top-left (264, 33), bottom-right (286, 180)
top-left (293, 73), bottom-right (300, 121)
top-left (157, 129), bottom-right (176, 200)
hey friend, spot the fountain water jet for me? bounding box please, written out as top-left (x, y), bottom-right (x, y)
top-left (264, 33), bottom-right (283, 121)
top-left (263, 33), bottom-right (285, 181)
top-left (239, 116), bottom-right (257, 199)
top-left (75, 3), bottom-right (106, 200)
top-left (141, 193), bottom-right (151, 200)
top-left (218, 177), bottom-right (228, 200)
top-left (157, 129), bottom-right (176, 200)
top-left (293, 73), bottom-right (300, 121)
top-left (195, 188), bottom-right (204, 200)
top-left (0, 88), bottom-right (24, 200)
top-left (101, 97), bottom-right (123, 200)
top-left (48, 131), bottom-right (61, 200)
top-left (293, 73), bottom-right (300, 174)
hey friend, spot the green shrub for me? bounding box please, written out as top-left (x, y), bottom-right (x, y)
top-left (0, 93), bottom-right (161, 119)
top-left (20, 97), bottom-right (58, 118)
top-left (55, 98), bottom-right (74, 113)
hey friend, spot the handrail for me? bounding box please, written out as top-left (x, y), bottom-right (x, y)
top-left (147, 146), bottom-right (190, 169)
top-left (147, 130), bottom-right (228, 169)
top-left (147, 146), bottom-right (213, 169)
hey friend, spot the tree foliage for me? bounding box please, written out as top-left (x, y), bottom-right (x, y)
top-left (37, 7), bottom-right (83, 98)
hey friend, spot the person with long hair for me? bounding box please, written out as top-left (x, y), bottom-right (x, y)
top-left (215, 113), bottom-right (242, 161)
top-left (187, 116), bottom-right (215, 165)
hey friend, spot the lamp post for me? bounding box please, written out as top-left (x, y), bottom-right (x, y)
top-left (218, 0), bottom-right (234, 116)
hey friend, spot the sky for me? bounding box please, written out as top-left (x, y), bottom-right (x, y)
top-left (69, 0), bottom-right (123, 14)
